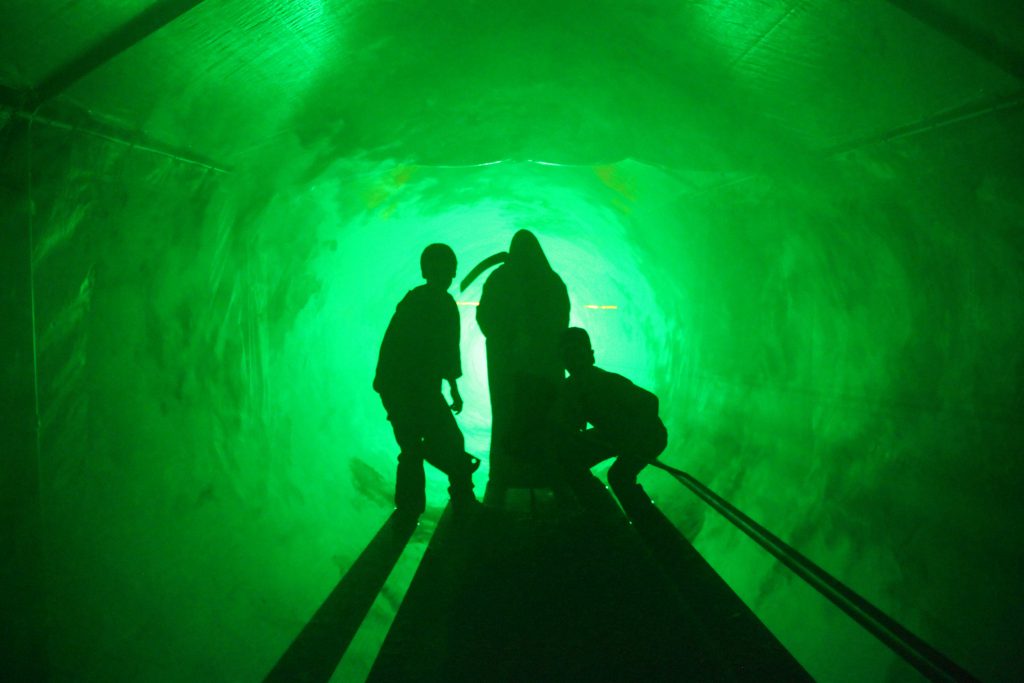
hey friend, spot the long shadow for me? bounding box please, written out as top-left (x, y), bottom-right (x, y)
top-left (370, 478), bottom-right (743, 682)
top-left (366, 506), bottom-right (492, 682)
top-left (264, 511), bottom-right (419, 683)
top-left (614, 488), bottom-right (812, 681)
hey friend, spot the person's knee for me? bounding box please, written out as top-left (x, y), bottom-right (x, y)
top-left (446, 451), bottom-right (480, 477)
top-left (397, 446), bottom-right (426, 465)
top-left (396, 457), bottom-right (425, 487)
top-left (607, 456), bottom-right (645, 490)
top-left (606, 462), bottom-right (630, 489)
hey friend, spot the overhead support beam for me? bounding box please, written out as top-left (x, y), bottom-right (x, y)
top-left (0, 117), bottom-right (49, 683)
top-left (885, 0), bottom-right (1024, 82)
top-left (682, 89), bottom-right (1024, 199)
top-left (827, 89), bottom-right (1024, 154)
top-left (12, 106), bottom-right (230, 173)
top-left (32, 0), bottom-right (206, 106)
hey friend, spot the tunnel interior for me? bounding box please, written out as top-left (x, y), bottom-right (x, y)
top-left (2, 1), bottom-right (1023, 681)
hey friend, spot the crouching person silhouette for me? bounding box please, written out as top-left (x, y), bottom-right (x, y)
top-left (373, 244), bottom-right (481, 516)
top-left (553, 327), bottom-right (667, 507)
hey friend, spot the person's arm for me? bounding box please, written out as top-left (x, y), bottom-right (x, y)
top-left (447, 378), bottom-right (463, 414)
top-left (445, 295), bottom-right (463, 413)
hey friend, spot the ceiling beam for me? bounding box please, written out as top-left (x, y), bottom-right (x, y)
top-left (32, 0), bottom-right (206, 106)
top-left (13, 106), bottom-right (229, 173)
top-left (885, 0), bottom-right (1024, 82)
top-left (729, 4), bottom-right (802, 69)
top-left (827, 89), bottom-right (1024, 154)
top-left (678, 89), bottom-right (1024, 198)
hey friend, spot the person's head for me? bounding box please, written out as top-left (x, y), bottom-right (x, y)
top-left (508, 229), bottom-right (552, 272)
top-left (420, 243), bottom-right (457, 287)
top-left (559, 327), bottom-right (595, 375)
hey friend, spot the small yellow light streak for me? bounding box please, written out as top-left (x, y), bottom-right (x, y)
top-left (457, 301), bottom-right (480, 306)
top-left (583, 305), bottom-right (619, 310)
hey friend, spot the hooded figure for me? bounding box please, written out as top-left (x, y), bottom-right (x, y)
top-left (475, 230), bottom-right (570, 489)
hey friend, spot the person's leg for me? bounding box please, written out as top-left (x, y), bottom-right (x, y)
top-left (554, 428), bottom-right (621, 513)
top-left (576, 428), bottom-right (619, 469)
top-left (382, 396), bottom-right (427, 515)
top-left (607, 455), bottom-right (647, 493)
top-left (551, 428), bottom-right (612, 482)
top-left (395, 449), bottom-right (427, 514)
top-left (607, 422), bottom-right (668, 502)
top-left (419, 395), bottom-right (478, 505)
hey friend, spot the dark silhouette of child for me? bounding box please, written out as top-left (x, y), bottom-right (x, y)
top-left (474, 230), bottom-right (570, 490)
top-left (553, 327), bottom-right (667, 503)
top-left (374, 244), bottom-right (479, 515)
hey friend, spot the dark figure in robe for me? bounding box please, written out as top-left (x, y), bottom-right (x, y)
top-left (374, 243), bottom-right (480, 516)
top-left (474, 230), bottom-right (570, 492)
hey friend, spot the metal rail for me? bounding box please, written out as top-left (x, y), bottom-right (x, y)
top-left (651, 462), bottom-right (980, 683)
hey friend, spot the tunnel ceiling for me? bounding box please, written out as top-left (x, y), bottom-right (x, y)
top-left (1, 0), bottom-right (1022, 168)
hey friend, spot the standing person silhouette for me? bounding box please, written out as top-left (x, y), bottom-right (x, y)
top-left (374, 244), bottom-right (480, 516)
top-left (467, 230), bottom-right (570, 499)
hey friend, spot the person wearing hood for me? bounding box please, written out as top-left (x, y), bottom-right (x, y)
top-left (469, 230), bottom-right (570, 496)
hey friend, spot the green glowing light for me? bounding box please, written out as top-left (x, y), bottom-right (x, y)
top-left (8, 2), bottom-right (1022, 681)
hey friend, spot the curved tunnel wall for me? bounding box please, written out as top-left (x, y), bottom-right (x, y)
top-left (11, 101), bottom-right (1023, 681)
top-left (2, 3), bottom-right (1022, 679)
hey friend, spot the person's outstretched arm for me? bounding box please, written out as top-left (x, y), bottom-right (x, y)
top-left (442, 290), bottom-right (463, 414)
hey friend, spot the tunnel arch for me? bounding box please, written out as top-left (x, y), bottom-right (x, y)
top-left (2, 1), bottom-right (1023, 681)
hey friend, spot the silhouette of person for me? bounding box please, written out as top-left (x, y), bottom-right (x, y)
top-left (374, 244), bottom-right (480, 515)
top-left (471, 230), bottom-right (570, 491)
top-left (553, 327), bottom-right (667, 503)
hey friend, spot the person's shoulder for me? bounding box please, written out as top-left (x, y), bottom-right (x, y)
top-left (403, 284), bottom-right (440, 302)
top-left (593, 366), bottom-right (636, 387)
top-left (408, 284), bottom-right (457, 309)
top-left (430, 286), bottom-right (457, 307)
top-left (399, 284), bottom-right (425, 298)
top-left (396, 285), bottom-right (424, 308)
top-left (569, 365), bottom-right (601, 386)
